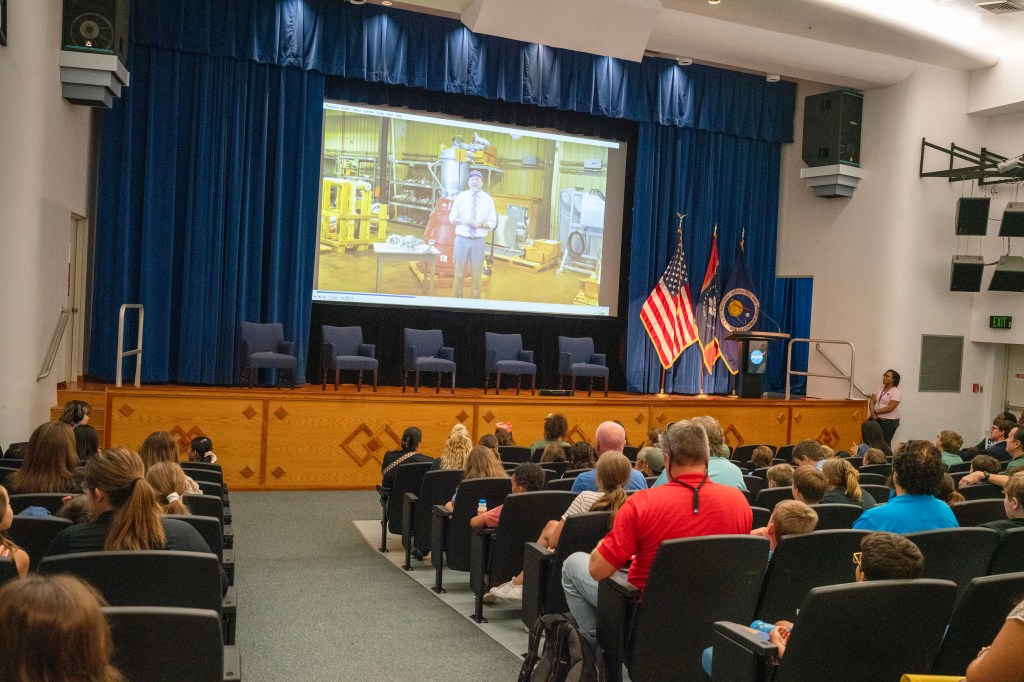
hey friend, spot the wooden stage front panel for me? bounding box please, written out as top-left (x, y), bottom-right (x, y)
top-left (102, 385), bottom-right (867, 491)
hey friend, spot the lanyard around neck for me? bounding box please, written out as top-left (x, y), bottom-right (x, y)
top-left (669, 472), bottom-right (710, 515)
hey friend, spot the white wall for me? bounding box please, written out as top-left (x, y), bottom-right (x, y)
top-left (0, 0), bottom-right (94, 441)
top-left (777, 64), bottom-right (1024, 444)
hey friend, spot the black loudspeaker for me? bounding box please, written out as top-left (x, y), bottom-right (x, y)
top-left (956, 197), bottom-right (990, 236)
top-left (62, 0), bottom-right (129, 62)
top-left (950, 256), bottom-right (984, 292)
top-left (999, 202), bottom-right (1024, 238)
top-left (801, 90), bottom-right (863, 168)
top-left (990, 257), bottom-right (1024, 292)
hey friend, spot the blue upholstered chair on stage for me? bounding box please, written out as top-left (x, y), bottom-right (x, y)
top-left (484, 332), bottom-right (537, 395)
top-left (403, 328), bottom-right (456, 394)
top-left (239, 321), bottom-right (297, 388)
top-left (557, 336), bottom-right (609, 397)
top-left (321, 325), bottom-right (378, 392)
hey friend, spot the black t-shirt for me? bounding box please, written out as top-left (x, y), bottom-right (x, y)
top-left (380, 450), bottom-right (435, 489)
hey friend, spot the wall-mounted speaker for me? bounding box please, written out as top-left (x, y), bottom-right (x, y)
top-left (950, 256), bottom-right (984, 292)
top-left (62, 0), bottom-right (128, 62)
top-left (990, 256), bottom-right (1024, 292)
top-left (801, 90), bottom-right (863, 168)
top-left (999, 202), bottom-right (1024, 238)
top-left (956, 197), bottom-right (990, 236)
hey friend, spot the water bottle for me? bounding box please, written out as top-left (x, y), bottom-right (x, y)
top-left (477, 499), bottom-right (487, 515)
top-left (749, 620), bottom-right (775, 633)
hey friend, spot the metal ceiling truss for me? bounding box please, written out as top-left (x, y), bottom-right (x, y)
top-left (920, 138), bottom-right (1024, 186)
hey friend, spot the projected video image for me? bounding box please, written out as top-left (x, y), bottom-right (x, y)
top-left (313, 102), bottom-right (623, 317)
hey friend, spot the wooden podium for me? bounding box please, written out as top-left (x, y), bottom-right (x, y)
top-left (726, 332), bottom-right (790, 398)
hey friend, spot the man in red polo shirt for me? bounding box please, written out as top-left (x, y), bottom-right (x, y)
top-left (560, 419), bottom-right (752, 636)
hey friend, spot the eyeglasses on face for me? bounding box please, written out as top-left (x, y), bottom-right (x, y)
top-left (852, 551), bottom-right (862, 568)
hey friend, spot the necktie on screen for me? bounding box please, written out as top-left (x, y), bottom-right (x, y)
top-left (471, 193), bottom-right (478, 225)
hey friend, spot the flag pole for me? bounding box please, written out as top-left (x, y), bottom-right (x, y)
top-left (658, 213), bottom-right (687, 399)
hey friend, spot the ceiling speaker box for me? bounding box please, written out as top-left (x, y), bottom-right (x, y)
top-left (999, 202), bottom-right (1024, 238)
top-left (955, 197), bottom-right (990, 236)
top-left (950, 256), bottom-right (984, 292)
top-left (801, 90), bottom-right (863, 168)
top-left (62, 0), bottom-right (129, 62)
top-left (989, 256), bottom-right (1024, 292)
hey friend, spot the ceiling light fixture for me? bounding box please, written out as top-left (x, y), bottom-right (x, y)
top-left (707, 0), bottom-right (721, 4)
top-left (381, 1), bottom-right (393, 4)
top-left (766, 74), bottom-right (781, 82)
top-left (677, 57), bottom-right (693, 66)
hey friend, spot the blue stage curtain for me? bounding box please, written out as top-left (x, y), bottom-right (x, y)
top-left (89, 45), bottom-right (324, 384)
top-left (765, 277), bottom-right (814, 396)
top-left (131, 0), bottom-right (795, 142)
top-left (626, 122), bottom-right (783, 395)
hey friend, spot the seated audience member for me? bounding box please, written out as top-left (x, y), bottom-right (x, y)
top-left (702, 530), bottom-right (924, 677)
top-left (74, 424), bottom-right (100, 464)
top-left (530, 413), bottom-right (570, 457)
top-left (821, 445), bottom-right (836, 459)
top-left (966, 598), bottom-right (1024, 681)
top-left (188, 436), bottom-right (218, 464)
top-left (539, 442), bottom-right (566, 464)
top-left (791, 467), bottom-right (828, 505)
top-left (489, 454), bottom-right (632, 602)
top-left (568, 441), bottom-right (595, 470)
top-left (645, 426), bottom-right (662, 448)
top-left (980, 471), bottom-right (1024, 536)
top-left (750, 499), bottom-right (819, 556)
top-left (936, 430), bottom-right (965, 468)
top-left (443, 445), bottom-right (508, 512)
top-left (935, 473), bottom-right (966, 506)
top-left (381, 426), bottom-right (433, 489)
top-left (0, 575), bottom-right (123, 682)
top-left (561, 420), bottom-right (752, 636)
top-left (972, 455), bottom-right (1003, 476)
top-left (970, 411), bottom-right (1019, 455)
top-left (9, 422), bottom-right (80, 494)
top-left (571, 422), bottom-right (647, 493)
top-left (145, 462), bottom-right (192, 515)
top-left (59, 399), bottom-right (92, 427)
top-left (820, 459), bottom-right (875, 510)
top-left (494, 423), bottom-right (514, 447)
top-left (139, 431), bottom-right (200, 494)
top-left (853, 440), bottom-right (958, 533)
top-left (766, 463), bottom-right (795, 488)
top-left (634, 446), bottom-right (665, 477)
top-left (791, 439), bottom-right (826, 470)
top-left (432, 424), bottom-right (473, 471)
top-left (854, 420), bottom-right (893, 459)
top-left (982, 420), bottom-right (1016, 463)
top-left (652, 416), bottom-right (746, 491)
top-left (862, 447), bottom-right (888, 465)
top-left (751, 445), bottom-right (775, 470)
top-left (471, 463), bottom-right (546, 531)
top-left (56, 494), bottom-right (95, 524)
top-left (1000, 424), bottom-right (1024, 475)
top-left (0, 485), bottom-right (30, 577)
top-left (962, 427), bottom-right (1024, 488)
top-left (479, 433), bottom-right (499, 452)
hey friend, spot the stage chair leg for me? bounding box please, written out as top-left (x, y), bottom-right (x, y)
top-left (451, 372), bottom-right (456, 395)
top-left (291, 368), bottom-right (297, 389)
top-left (496, 373), bottom-right (502, 395)
top-left (436, 372), bottom-right (441, 394)
top-left (322, 367), bottom-right (326, 391)
top-left (570, 376), bottom-right (575, 397)
top-left (335, 368), bottom-right (340, 391)
top-left (402, 371), bottom-right (407, 393)
top-left (558, 376), bottom-right (563, 391)
top-left (604, 376), bottom-right (609, 397)
top-left (357, 371), bottom-right (363, 392)
top-left (531, 374), bottom-right (536, 396)
top-left (484, 374), bottom-right (489, 395)
top-left (373, 368), bottom-right (378, 392)
top-left (415, 370), bottom-right (420, 393)
top-left (588, 377), bottom-right (593, 397)
top-left (516, 375), bottom-right (521, 396)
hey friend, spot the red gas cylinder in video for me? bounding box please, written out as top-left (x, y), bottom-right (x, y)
top-left (421, 197), bottom-right (456, 276)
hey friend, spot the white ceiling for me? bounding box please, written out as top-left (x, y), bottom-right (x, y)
top-left (389, 0), bottom-right (1024, 89)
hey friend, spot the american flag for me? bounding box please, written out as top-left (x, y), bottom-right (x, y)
top-left (641, 235), bottom-right (698, 369)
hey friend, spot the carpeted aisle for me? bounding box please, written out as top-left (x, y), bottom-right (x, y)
top-left (230, 490), bottom-right (525, 681)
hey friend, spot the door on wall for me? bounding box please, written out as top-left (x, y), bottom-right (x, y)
top-left (1007, 345), bottom-right (1024, 416)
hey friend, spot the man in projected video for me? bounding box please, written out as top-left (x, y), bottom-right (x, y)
top-left (449, 169), bottom-right (497, 299)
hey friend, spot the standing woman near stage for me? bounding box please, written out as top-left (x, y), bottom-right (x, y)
top-left (869, 369), bottom-right (902, 445)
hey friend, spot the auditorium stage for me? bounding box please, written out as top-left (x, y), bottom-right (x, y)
top-left (86, 383), bottom-right (867, 491)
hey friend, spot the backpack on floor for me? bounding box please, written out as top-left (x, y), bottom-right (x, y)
top-left (519, 612), bottom-right (606, 682)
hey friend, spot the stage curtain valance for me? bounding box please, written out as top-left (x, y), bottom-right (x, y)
top-left (131, 0), bottom-right (794, 143)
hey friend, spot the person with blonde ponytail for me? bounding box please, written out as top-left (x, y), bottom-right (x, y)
top-left (145, 462), bottom-right (192, 515)
top-left (44, 448), bottom-right (212, 557)
top-left (432, 424), bottom-right (473, 471)
top-left (821, 458), bottom-right (876, 510)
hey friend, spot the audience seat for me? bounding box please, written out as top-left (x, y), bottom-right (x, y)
top-left (951, 499), bottom-right (1007, 527)
top-left (166, 514), bottom-right (234, 586)
top-left (750, 506), bottom-right (770, 529)
top-left (907, 527), bottom-right (1000, 598)
top-left (841, 456), bottom-right (863, 468)
top-left (597, 535), bottom-right (769, 682)
top-left (521, 510), bottom-right (611, 630)
top-left (960, 483), bottom-right (1004, 501)
top-left (856, 472), bottom-right (886, 485)
top-left (185, 494), bottom-right (233, 548)
top-left (809, 503), bottom-right (864, 531)
top-left (10, 493), bottom-right (68, 515)
top-left (8, 515), bottom-right (71, 571)
top-left (105, 606), bottom-right (240, 682)
top-left (376, 462), bottom-right (431, 552)
top-left (754, 529), bottom-right (870, 623)
top-left (930, 573), bottom-right (1024, 676)
top-left (468, 490), bottom-right (575, 621)
top-left (0, 557), bottom-right (17, 585)
top-left (541, 461), bottom-right (572, 476)
top-left (497, 446), bottom-right (531, 463)
top-left (947, 461), bottom-right (971, 474)
top-left (544, 478), bottom-right (576, 491)
top-left (733, 445), bottom-right (773, 462)
top-left (988, 526), bottom-right (1024, 575)
top-left (743, 476), bottom-right (765, 494)
top-left (401, 469), bottom-right (461, 570)
top-left (860, 484), bottom-right (892, 504)
top-left (561, 468), bottom-right (591, 479)
top-left (712, 580), bottom-right (957, 682)
top-left (4, 442), bottom-right (27, 459)
top-left (775, 445), bottom-right (796, 461)
top-left (622, 446), bottom-right (640, 462)
top-left (859, 463), bottom-right (893, 477)
top-left (753, 487), bottom-right (793, 512)
top-left (430, 477), bottom-right (511, 593)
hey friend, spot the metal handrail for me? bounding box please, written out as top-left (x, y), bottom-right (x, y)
top-left (37, 308), bottom-right (71, 381)
top-left (786, 338), bottom-right (855, 400)
top-left (816, 344), bottom-right (869, 397)
top-left (116, 304), bottom-right (144, 388)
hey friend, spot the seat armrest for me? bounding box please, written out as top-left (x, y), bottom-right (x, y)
top-left (559, 351), bottom-right (572, 374)
top-left (439, 346), bottom-right (455, 362)
top-left (485, 347), bottom-right (497, 373)
top-left (713, 622), bottom-right (778, 654)
top-left (278, 341), bottom-right (295, 356)
top-left (322, 342), bottom-right (336, 366)
top-left (711, 621), bottom-right (778, 682)
top-left (405, 344), bottom-right (417, 369)
top-left (591, 353), bottom-right (607, 367)
top-left (522, 542), bottom-right (554, 629)
top-left (469, 527), bottom-right (496, 598)
top-left (431, 505), bottom-right (452, 591)
top-left (519, 349), bottom-right (535, 363)
top-left (240, 340), bottom-right (252, 363)
top-left (359, 343), bottom-right (376, 358)
top-left (597, 572), bottom-right (639, 681)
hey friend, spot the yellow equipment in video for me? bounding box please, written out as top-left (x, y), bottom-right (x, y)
top-left (320, 177), bottom-right (388, 250)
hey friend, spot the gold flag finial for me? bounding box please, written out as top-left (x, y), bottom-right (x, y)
top-left (676, 212), bottom-right (686, 240)
top-left (741, 226), bottom-right (745, 250)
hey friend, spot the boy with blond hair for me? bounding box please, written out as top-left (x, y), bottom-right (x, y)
top-left (766, 463), bottom-right (794, 488)
top-left (751, 499), bottom-right (819, 554)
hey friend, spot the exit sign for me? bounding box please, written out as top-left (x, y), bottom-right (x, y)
top-left (990, 315), bottom-right (1013, 329)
